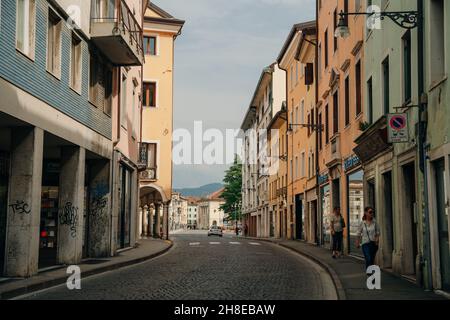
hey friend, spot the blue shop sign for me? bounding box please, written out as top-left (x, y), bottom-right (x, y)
top-left (344, 155), bottom-right (361, 172)
top-left (318, 173), bottom-right (329, 185)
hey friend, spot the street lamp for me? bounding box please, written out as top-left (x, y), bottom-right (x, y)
top-left (334, 9), bottom-right (420, 39)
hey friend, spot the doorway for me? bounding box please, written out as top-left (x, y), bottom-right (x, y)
top-left (382, 171), bottom-right (394, 268)
top-left (39, 160), bottom-right (60, 269)
top-left (402, 163), bottom-right (418, 275)
top-left (434, 159), bottom-right (449, 290)
top-left (117, 165), bottom-right (132, 249)
top-left (295, 194), bottom-right (303, 240)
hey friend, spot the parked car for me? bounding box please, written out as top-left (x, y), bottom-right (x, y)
top-left (207, 225), bottom-right (223, 237)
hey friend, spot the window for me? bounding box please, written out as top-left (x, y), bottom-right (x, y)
top-left (143, 82), bottom-right (156, 107)
top-left (295, 62), bottom-right (299, 85)
top-left (47, 9), bottom-right (62, 77)
top-left (402, 30), bottom-right (412, 103)
top-left (70, 33), bottom-right (82, 92)
top-left (295, 156), bottom-right (299, 179)
top-left (367, 77), bottom-right (373, 124)
top-left (355, 61), bottom-right (362, 116)
top-left (333, 9), bottom-right (338, 52)
top-left (290, 66), bottom-right (294, 90)
top-left (430, 0), bottom-right (445, 84)
top-left (325, 104), bottom-right (329, 144)
top-left (300, 100), bottom-right (305, 124)
top-left (333, 91), bottom-right (339, 134)
top-left (121, 73), bottom-right (127, 127)
top-left (295, 106), bottom-right (298, 128)
top-left (144, 36), bottom-right (157, 55)
top-left (318, 113), bottom-right (323, 150)
top-left (16, 0), bottom-right (35, 58)
top-left (301, 152), bottom-right (305, 177)
top-left (382, 56), bottom-right (390, 115)
top-left (345, 76), bottom-right (350, 126)
top-left (89, 52), bottom-right (112, 115)
top-left (324, 29), bottom-right (328, 68)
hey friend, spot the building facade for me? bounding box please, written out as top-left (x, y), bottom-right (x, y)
top-left (422, 0), bottom-right (449, 291)
top-left (0, 0), bottom-right (145, 277)
top-left (317, 0), bottom-right (365, 252)
top-left (138, 2), bottom-right (184, 240)
top-left (278, 21), bottom-right (317, 242)
top-left (187, 200), bottom-right (198, 229)
top-left (168, 192), bottom-right (188, 231)
top-left (197, 188), bottom-right (225, 230)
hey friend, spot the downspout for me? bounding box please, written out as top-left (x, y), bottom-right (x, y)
top-left (315, 0), bottom-right (321, 246)
top-left (417, 0), bottom-right (432, 290)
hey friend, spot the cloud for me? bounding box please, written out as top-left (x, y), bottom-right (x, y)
top-left (151, 0), bottom-right (315, 188)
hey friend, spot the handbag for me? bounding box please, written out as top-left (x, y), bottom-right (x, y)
top-left (364, 222), bottom-right (378, 253)
top-left (341, 216), bottom-right (346, 228)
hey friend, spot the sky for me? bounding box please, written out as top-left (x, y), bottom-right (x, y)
top-left (152, 0), bottom-right (316, 188)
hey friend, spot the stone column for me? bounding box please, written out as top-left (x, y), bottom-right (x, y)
top-left (138, 207), bottom-right (143, 238)
top-left (142, 205), bottom-right (148, 238)
top-left (87, 160), bottom-right (111, 257)
top-left (154, 203), bottom-right (161, 238)
top-left (5, 127), bottom-right (43, 277)
top-left (57, 146), bottom-right (85, 265)
top-left (148, 205), bottom-right (154, 237)
top-left (163, 203), bottom-right (169, 240)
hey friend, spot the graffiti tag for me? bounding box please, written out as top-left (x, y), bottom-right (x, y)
top-left (9, 200), bottom-right (31, 215)
top-left (59, 202), bottom-right (79, 238)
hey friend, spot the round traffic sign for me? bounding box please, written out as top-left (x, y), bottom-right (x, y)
top-left (389, 115), bottom-right (406, 130)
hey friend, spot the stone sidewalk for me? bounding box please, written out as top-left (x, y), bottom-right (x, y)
top-left (0, 238), bottom-right (172, 299)
top-left (242, 236), bottom-right (448, 300)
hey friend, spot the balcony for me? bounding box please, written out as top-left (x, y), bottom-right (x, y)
top-left (140, 167), bottom-right (157, 181)
top-left (326, 134), bottom-right (341, 168)
top-left (90, 0), bottom-right (144, 66)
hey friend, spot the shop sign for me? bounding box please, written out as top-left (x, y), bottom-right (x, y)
top-left (318, 173), bottom-right (329, 185)
top-left (344, 155), bottom-right (361, 172)
top-left (387, 113), bottom-right (409, 143)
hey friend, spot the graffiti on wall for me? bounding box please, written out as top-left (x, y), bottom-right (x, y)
top-left (9, 200), bottom-right (31, 215)
top-left (59, 202), bottom-right (79, 238)
top-left (89, 180), bottom-right (109, 254)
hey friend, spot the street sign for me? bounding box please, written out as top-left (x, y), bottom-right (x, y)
top-left (387, 113), bottom-right (409, 143)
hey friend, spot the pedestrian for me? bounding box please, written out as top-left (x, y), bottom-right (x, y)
top-left (356, 207), bottom-right (380, 274)
top-left (330, 207), bottom-right (345, 259)
top-left (244, 224), bottom-right (249, 237)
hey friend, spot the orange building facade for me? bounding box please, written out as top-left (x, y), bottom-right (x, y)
top-left (316, 0), bottom-right (366, 251)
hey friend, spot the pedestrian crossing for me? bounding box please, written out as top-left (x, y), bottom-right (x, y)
top-left (188, 241), bottom-right (261, 246)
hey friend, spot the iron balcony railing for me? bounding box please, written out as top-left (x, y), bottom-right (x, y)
top-left (91, 0), bottom-right (144, 62)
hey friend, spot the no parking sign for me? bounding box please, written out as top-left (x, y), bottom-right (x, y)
top-left (387, 113), bottom-right (409, 143)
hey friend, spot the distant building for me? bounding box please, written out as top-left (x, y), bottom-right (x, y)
top-left (197, 188), bottom-right (225, 229)
top-left (187, 197), bottom-right (200, 229)
top-left (169, 193), bottom-right (188, 231)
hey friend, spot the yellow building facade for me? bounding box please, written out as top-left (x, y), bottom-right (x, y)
top-left (138, 3), bottom-right (184, 240)
top-left (278, 21), bottom-right (316, 241)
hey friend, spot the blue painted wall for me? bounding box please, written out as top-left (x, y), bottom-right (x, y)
top-left (0, 0), bottom-right (112, 139)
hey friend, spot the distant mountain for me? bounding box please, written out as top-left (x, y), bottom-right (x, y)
top-left (174, 183), bottom-right (224, 198)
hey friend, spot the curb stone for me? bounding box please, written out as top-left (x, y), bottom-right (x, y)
top-left (1, 240), bottom-right (173, 300)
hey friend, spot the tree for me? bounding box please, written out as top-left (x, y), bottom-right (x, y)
top-left (220, 155), bottom-right (242, 221)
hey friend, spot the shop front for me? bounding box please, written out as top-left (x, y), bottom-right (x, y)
top-left (0, 152), bottom-right (9, 275)
top-left (345, 155), bottom-right (364, 257)
top-left (39, 161), bottom-right (60, 269)
top-left (318, 172), bottom-right (329, 246)
top-left (117, 164), bottom-right (132, 249)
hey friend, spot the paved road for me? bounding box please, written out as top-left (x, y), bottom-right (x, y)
top-left (19, 230), bottom-right (337, 300)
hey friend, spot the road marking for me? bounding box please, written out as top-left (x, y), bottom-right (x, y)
top-left (189, 242), bottom-right (200, 246)
top-left (229, 242), bottom-right (241, 245)
top-left (249, 242), bottom-right (261, 246)
top-left (209, 242), bottom-right (221, 245)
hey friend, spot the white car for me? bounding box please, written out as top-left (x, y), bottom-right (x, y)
top-left (207, 226), bottom-right (223, 237)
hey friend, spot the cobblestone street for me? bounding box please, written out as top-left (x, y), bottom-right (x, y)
top-left (19, 231), bottom-right (337, 300)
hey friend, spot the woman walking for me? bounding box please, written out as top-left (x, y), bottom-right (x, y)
top-left (330, 207), bottom-right (345, 259)
top-left (356, 207), bottom-right (380, 273)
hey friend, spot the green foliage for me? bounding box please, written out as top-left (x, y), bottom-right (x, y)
top-left (220, 155), bottom-right (242, 220)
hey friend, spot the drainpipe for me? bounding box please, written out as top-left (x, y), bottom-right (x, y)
top-left (417, 0), bottom-right (432, 291)
top-left (315, 0), bottom-right (321, 247)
